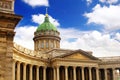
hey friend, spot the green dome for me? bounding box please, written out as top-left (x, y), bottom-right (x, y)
top-left (36, 14), bottom-right (57, 32)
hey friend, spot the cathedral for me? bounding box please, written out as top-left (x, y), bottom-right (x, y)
top-left (0, 0), bottom-right (120, 80)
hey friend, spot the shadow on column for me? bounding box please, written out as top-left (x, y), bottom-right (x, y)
top-left (46, 67), bottom-right (53, 80)
top-left (84, 67), bottom-right (89, 80)
top-left (20, 63), bottom-right (23, 80)
top-left (99, 69), bottom-right (105, 80)
top-left (68, 66), bottom-right (73, 80)
top-left (91, 68), bottom-right (96, 80)
top-left (26, 65), bottom-right (30, 80)
top-left (39, 67), bottom-right (43, 80)
top-left (76, 67), bottom-right (82, 80)
top-left (60, 66), bottom-right (65, 80)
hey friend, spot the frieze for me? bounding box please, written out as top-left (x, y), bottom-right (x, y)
top-left (0, 22), bottom-right (15, 30)
top-left (99, 64), bottom-right (120, 69)
top-left (0, 42), bottom-right (6, 47)
top-left (0, 1), bottom-right (12, 10)
top-left (0, 35), bottom-right (6, 38)
top-left (0, 33), bottom-right (6, 42)
top-left (54, 61), bottom-right (98, 67)
top-left (0, 22), bottom-right (7, 28)
top-left (7, 23), bottom-right (15, 29)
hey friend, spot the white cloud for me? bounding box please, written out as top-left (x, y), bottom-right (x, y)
top-left (59, 28), bottom-right (120, 57)
top-left (14, 26), bottom-right (120, 57)
top-left (84, 4), bottom-right (120, 31)
top-left (99, 0), bottom-right (118, 4)
top-left (115, 32), bottom-right (120, 41)
top-left (32, 14), bottom-right (60, 27)
top-left (14, 26), bottom-right (37, 50)
top-left (23, 0), bottom-right (49, 7)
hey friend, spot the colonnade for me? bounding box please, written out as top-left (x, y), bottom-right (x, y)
top-left (13, 61), bottom-right (120, 80)
top-left (99, 68), bottom-right (120, 80)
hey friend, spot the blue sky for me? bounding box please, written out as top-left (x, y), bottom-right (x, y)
top-left (14, 0), bottom-right (120, 57)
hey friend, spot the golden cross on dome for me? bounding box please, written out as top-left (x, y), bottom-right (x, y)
top-left (45, 7), bottom-right (48, 17)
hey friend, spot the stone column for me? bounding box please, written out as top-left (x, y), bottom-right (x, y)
top-left (104, 68), bottom-right (108, 80)
top-left (81, 67), bottom-right (85, 80)
top-left (30, 65), bottom-right (33, 80)
top-left (54, 67), bottom-right (56, 80)
top-left (43, 66), bottom-right (46, 80)
top-left (65, 66), bottom-right (68, 80)
top-left (57, 66), bottom-right (60, 80)
top-left (36, 66), bottom-right (39, 80)
top-left (12, 60), bottom-right (16, 80)
top-left (17, 62), bottom-right (20, 80)
top-left (73, 66), bottom-right (76, 80)
top-left (96, 68), bottom-right (99, 80)
top-left (112, 68), bottom-right (116, 80)
top-left (89, 67), bottom-right (92, 80)
top-left (23, 63), bottom-right (27, 80)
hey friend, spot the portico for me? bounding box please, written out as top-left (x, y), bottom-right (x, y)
top-left (13, 58), bottom-right (120, 80)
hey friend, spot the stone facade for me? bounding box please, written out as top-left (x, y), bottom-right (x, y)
top-left (0, 0), bottom-right (120, 80)
top-left (0, 12), bottom-right (22, 80)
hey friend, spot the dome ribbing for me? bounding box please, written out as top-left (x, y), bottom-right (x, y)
top-left (36, 14), bottom-right (57, 32)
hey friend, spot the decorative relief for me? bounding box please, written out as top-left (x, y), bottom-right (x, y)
top-left (0, 42), bottom-right (6, 47)
top-left (0, 34), bottom-right (6, 42)
top-left (7, 23), bottom-right (14, 29)
top-left (0, 22), bottom-right (15, 28)
top-left (0, 1), bottom-right (12, 10)
top-left (0, 22), bottom-right (7, 28)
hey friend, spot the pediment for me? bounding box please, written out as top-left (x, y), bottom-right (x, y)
top-left (57, 49), bottom-right (99, 60)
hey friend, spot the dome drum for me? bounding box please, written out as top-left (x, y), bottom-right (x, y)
top-left (34, 30), bottom-right (60, 37)
top-left (33, 36), bottom-right (61, 42)
top-left (33, 13), bottom-right (61, 51)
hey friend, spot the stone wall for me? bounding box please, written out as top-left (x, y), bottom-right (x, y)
top-left (0, 11), bottom-right (22, 80)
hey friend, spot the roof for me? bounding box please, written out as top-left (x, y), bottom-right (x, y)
top-left (36, 14), bottom-right (57, 32)
top-left (55, 49), bottom-right (99, 60)
top-left (99, 56), bottom-right (120, 62)
top-left (44, 48), bottom-right (99, 60)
